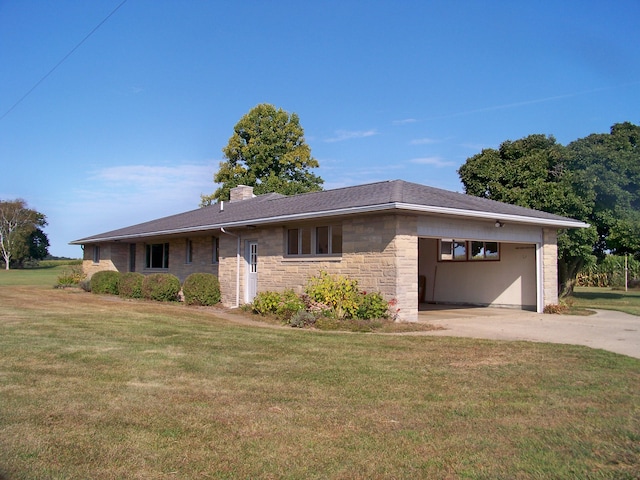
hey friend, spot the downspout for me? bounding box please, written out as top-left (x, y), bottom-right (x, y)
top-left (221, 227), bottom-right (241, 308)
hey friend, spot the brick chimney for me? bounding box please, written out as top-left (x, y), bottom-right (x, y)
top-left (229, 185), bottom-right (255, 202)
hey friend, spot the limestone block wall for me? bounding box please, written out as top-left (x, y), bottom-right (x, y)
top-left (162, 236), bottom-right (220, 283)
top-left (542, 228), bottom-right (558, 306)
top-left (239, 213), bottom-right (419, 321)
top-left (81, 243), bottom-right (127, 278)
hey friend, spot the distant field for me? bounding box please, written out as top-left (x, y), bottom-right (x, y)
top-left (0, 265), bottom-right (73, 287)
top-left (572, 286), bottom-right (640, 316)
top-left (0, 277), bottom-right (638, 478)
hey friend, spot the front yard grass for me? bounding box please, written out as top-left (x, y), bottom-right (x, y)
top-left (0, 284), bottom-right (639, 479)
top-left (571, 286), bottom-right (640, 316)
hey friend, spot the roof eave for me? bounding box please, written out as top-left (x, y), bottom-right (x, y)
top-left (69, 202), bottom-right (588, 244)
top-left (393, 203), bottom-right (590, 229)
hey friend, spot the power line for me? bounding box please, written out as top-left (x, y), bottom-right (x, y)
top-left (0, 0), bottom-right (128, 122)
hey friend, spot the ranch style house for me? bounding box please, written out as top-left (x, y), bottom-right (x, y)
top-left (71, 180), bottom-right (588, 322)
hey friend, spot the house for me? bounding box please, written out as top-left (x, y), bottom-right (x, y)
top-left (70, 180), bottom-right (588, 321)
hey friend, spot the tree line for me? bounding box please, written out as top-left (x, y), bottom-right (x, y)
top-left (0, 199), bottom-right (49, 270)
top-left (458, 121), bottom-right (639, 295)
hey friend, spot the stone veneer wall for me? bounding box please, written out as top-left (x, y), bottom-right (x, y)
top-left (542, 228), bottom-right (558, 307)
top-left (82, 236), bottom-right (220, 283)
top-left (222, 213), bottom-right (419, 321)
top-left (82, 243), bottom-right (128, 278)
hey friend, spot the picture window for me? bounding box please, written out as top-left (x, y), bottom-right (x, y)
top-left (145, 243), bottom-right (170, 269)
top-left (287, 225), bottom-right (342, 257)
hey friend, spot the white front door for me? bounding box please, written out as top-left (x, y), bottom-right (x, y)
top-left (246, 241), bottom-right (258, 303)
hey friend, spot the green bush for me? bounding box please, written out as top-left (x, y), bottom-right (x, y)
top-left (252, 289), bottom-right (305, 320)
top-left (119, 272), bottom-right (145, 299)
top-left (182, 273), bottom-right (221, 306)
top-left (252, 291), bottom-right (283, 315)
top-left (289, 310), bottom-right (316, 328)
top-left (90, 270), bottom-right (120, 295)
top-left (55, 265), bottom-right (86, 288)
top-left (79, 279), bottom-right (92, 292)
top-left (357, 292), bottom-right (390, 319)
top-left (141, 273), bottom-right (181, 302)
top-left (277, 290), bottom-right (306, 320)
top-left (304, 271), bottom-right (360, 319)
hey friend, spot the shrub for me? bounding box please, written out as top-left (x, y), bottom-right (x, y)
top-left (305, 271), bottom-right (360, 319)
top-left (252, 290), bottom-right (305, 320)
top-left (289, 310), bottom-right (316, 328)
top-left (183, 273), bottom-right (221, 306)
top-left (277, 290), bottom-right (306, 320)
top-left (79, 279), bottom-right (92, 292)
top-left (141, 273), bottom-right (181, 302)
top-left (543, 303), bottom-right (569, 314)
top-left (55, 265), bottom-right (86, 288)
top-left (252, 291), bottom-right (283, 316)
top-left (90, 270), bottom-right (120, 295)
top-left (119, 272), bottom-right (145, 299)
top-left (357, 292), bottom-right (390, 319)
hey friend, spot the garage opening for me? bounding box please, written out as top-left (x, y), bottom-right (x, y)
top-left (418, 237), bottom-right (537, 311)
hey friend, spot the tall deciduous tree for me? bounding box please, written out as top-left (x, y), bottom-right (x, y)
top-left (458, 134), bottom-right (598, 296)
top-left (201, 103), bottom-right (323, 205)
top-left (0, 199), bottom-right (48, 270)
top-left (459, 122), bottom-right (640, 296)
top-left (566, 122), bottom-right (640, 258)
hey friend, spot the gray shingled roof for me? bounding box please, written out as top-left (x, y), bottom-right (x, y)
top-left (70, 180), bottom-right (587, 244)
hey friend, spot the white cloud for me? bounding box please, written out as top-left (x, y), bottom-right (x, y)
top-left (409, 137), bottom-right (437, 145)
top-left (325, 129), bottom-right (378, 143)
top-left (392, 118), bottom-right (417, 125)
top-left (409, 157), bottom-right (456, 168)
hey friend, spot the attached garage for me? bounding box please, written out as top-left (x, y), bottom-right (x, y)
top-left (417, 215), bottom-right (551, 312)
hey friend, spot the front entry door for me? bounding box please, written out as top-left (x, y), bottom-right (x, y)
top-left (246, 241), bottom-right (258, 303)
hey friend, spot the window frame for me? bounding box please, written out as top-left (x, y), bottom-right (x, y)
top-left (145, 242), bottom-right (170, 269)
top-left (185, 238), bottom-right (193, 264)
top-left (438, 239), bottom-right (500, 262)
top-left (286, 224), bottom-right (342, 257)
top-left (469, 241), bottom-right (500, 261)
top-left (211, 236), bottom-right (219, 264)
top-left (92, 245), bottom-right (100, 264)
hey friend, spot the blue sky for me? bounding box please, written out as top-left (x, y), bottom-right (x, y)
top-left (1, 0), bottom-right (638, 258)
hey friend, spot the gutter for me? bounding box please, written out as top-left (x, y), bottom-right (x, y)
top-left (70, 202), bottom-right (589, 244)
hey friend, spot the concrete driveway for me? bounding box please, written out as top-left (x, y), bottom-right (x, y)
top-left (418, 306), bottom-right (640, 359)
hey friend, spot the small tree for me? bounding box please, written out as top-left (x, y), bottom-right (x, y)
top-left (0, 199), bottom-right (48, 270)
top-left (201, 103), bottom-right (323, 205)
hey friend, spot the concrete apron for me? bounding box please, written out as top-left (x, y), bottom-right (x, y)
top-left (417, 304), bottom-right (640, 360)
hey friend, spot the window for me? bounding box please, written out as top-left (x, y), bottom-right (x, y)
top-left (212, 236), bottom-right (219, 264)
top-left (470, 241), bottom-right (499, 260)
top-left (439, 240), bottom-right (500, 262)
top-left (145, 243), bottom-right (169, 269)
top-left (185, 238), bottom-right (193, 264)
top-left (287, 225), bottom-right (342, 256)
top-left (439, 240), bottom-right (467, 261)
top-left (92, 245), bottom-right (100, 264)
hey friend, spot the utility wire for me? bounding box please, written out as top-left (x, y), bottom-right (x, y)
top-left (0, 0), bottom-right (128, 122)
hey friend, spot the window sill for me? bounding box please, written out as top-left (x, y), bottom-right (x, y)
top-left (283, 256), bottom-right (342, 262)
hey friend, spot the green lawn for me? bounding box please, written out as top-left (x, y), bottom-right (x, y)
top-left (0, 264), bottom-right (71, 288)
top-left (0, 273), bottom-right (639, 479)
top-left (572, 286), bottom-right (640, 316)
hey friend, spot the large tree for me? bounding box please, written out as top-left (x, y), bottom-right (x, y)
top-left (565, 122), bottom-right (640, 258)
top-left (201, 103), bottom-right (323, 205)
top-left (459, 123), bottom-right (640, 296)
top-left (458, 134), bottom-right (598, 296)
top-left (0, 199), bottom-right (48, 270)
